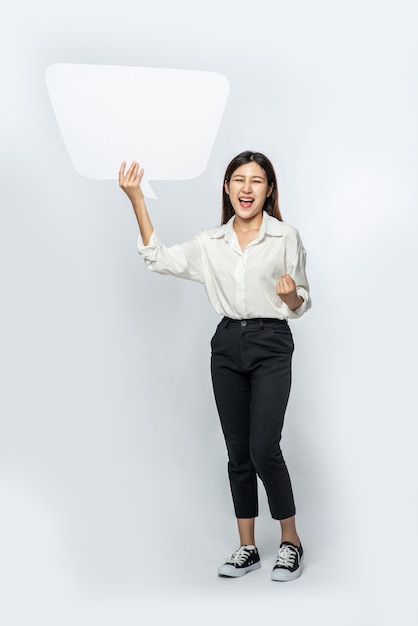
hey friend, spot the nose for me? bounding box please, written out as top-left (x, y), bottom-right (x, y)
top-left (242, 178), bottom-right (252, 193)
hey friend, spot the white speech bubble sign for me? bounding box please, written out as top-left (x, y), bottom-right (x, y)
top-left (45, 64), bottom-right (230, 199)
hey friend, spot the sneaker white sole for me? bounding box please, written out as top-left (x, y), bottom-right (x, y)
top-left (271, 556), bottom-right (303, 582)
top-left (218, 561), bottom-right (261, 578)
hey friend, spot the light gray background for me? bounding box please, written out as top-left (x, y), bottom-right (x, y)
top-left (1, 1), bottom-right (417, 624)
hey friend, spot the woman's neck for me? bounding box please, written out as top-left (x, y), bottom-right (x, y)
top-left (233, 212), bottom-right (263, 233)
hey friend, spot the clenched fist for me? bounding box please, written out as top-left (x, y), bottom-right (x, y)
top-left (276, 274), bottom-right (303, 311)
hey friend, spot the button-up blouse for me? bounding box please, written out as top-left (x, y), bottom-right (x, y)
top-left (137, 211), bottom-right (311, 320)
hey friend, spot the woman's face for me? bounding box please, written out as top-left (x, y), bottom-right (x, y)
top-left (224, 161), bottom-right (273, 222)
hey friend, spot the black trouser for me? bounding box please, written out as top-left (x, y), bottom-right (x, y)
top-left (210, 317), bottom-right (296, 520)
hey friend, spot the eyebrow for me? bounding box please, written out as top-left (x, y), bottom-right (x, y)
top-left (231, 174), bottom-right (266, 180)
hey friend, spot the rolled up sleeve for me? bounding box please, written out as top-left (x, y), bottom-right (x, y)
top-left (283, 232), bottom-right (311, 319)
top-left (137, 231), bottom-right (204, 283)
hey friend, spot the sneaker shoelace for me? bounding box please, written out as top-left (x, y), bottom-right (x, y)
top-left (275, 544), bottom-right (298, 569)
top-left (226, 546), bottom-right (253, 566)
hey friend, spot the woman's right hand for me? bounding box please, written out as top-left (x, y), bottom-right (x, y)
top-left (119, 161), bottom-right (145, 204)
top-left (119, 161), bottom-right (154, 244)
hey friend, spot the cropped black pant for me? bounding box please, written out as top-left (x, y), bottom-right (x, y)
top-left (210, 317), bottom-right (296, 520)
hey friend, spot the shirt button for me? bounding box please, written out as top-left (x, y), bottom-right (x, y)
top-left (241, 320), bottom-right (247, 327)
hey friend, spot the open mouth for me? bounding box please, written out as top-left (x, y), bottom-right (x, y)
top-left (239, 197), bottom-right (254, 208)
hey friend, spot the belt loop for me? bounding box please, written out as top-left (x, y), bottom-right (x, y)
top-left (259, 319), bottom-right (264, 329)
top-left (222, 317), bottom-right (230, 329)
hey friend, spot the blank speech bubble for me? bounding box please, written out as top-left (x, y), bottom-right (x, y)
top-left (45, 64), bottom-right (230, 199)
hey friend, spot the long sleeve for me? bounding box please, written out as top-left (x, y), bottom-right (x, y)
top-left (282, 230), bottom-right (311, 319)
top-left (137, 230), bottom-right (205, 284)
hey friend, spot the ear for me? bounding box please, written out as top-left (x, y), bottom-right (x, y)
top-left (266, 183), bottom-right (274, 198)
top-left (224, 180), bottom-right (229, 195)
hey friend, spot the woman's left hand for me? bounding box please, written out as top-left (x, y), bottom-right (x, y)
top-left (276, 274), bottom-right (303, 311)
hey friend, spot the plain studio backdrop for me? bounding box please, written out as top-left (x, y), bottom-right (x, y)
top-left (1, 1), bottom-right (417, 624)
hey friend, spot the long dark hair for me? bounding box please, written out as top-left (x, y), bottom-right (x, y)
top-left (222, 151), bottom-right (282, 224)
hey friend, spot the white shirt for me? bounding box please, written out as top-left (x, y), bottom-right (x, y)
top-left (137, 211), bottom-right (311, 320)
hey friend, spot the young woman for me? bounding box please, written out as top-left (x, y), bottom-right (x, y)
top-left (119, 151), bottom-right (311, 581)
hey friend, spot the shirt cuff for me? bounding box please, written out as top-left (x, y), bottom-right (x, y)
top-left (284, 288), bottom-right (311, 319)
top-left (137, 230), bottom-right (162, 261)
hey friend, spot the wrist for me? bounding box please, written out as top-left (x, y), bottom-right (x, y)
top-left (289, 295), bottom-right (304, 311)
top-left (131, 194), bottom-right (145, 208)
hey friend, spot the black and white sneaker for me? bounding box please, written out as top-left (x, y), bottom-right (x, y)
top-left (271, 542), bottom-right (303, 581)
top-left (218, 545), bottom-right (261, 577)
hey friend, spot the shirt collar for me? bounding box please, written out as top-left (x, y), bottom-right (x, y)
top-left (209, 211), bottom-right (284, 240)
